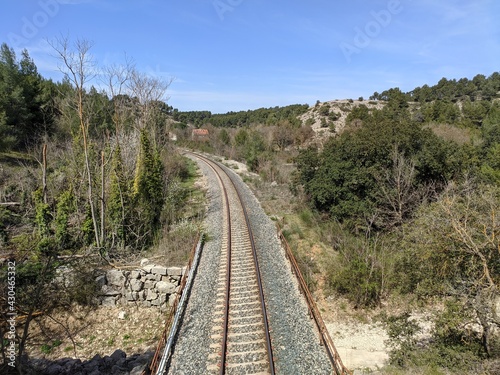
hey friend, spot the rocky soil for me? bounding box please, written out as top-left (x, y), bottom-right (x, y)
top-left (20, 305), bottom-right (163, 374)
top-left (299, 99), bottom-right (386, 141)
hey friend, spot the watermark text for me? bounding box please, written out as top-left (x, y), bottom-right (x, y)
top-left (6, 260), bottom-right (17, 367)
top-left (213, 0), bottom-right (244, 21)
top-left (339, 0), bottom-right (406, 63)
top-left (8, 0), bottom-right (62, 49)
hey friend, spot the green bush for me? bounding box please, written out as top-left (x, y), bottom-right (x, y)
top-left (384, 301), bottom-right (487, 372)
top-left (327, 232), bottom-right (384, 307)
top-left (318, 104), bottom-right (330, 116)
top-left (384, 312), bottom-right (421, 368)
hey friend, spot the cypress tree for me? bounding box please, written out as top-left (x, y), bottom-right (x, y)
top-left (132, 130), bottom-right (165, 247)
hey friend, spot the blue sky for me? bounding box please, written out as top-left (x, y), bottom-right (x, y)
top-left (1, 0), bottom-right (499, 113)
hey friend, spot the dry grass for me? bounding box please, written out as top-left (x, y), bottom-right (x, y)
top-left (425, 122), bottom-right (477, 145)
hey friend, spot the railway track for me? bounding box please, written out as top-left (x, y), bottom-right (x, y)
top-left (188, 152), bottom-right (275, 375)
top-left (149, 151), bottom-right (351, 375)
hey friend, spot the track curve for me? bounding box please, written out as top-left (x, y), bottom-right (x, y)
top-left (187, 152), bottom-right (275, 375)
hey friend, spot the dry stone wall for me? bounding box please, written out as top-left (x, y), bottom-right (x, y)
top-left (97, 262), bottom-right (186, 310)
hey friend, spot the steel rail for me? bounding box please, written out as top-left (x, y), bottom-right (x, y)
top-left (227, 164), bottom-right (276, 375)
top-left (186, 151), bottom-right (275, 375)
top-left (186, 152), bottom-right (232, 375)
top-left (208, 158), bottom-right (232, 375)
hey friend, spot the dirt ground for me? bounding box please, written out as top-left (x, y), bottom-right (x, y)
top-left (25, 304), bottom-right (164, 361)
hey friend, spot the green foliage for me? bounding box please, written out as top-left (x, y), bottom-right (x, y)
top-left (384, 301), bottom-right (486, 372)
top-left (41, 339), bottom-right (62, 354)
top-left (0, 206), bottom-right (13, 244)
top-left (295, 115), bottom-right (453, 226)
top-left (384, 312), bottom-right (421, 367)
top-left (37, 236), bottom-right (58, 256)
top-left (305, 117), bottom-right (315, 126)
top-left (0, 43), bottom-right (54, 150)
top-left (292, 146), bottom-right (319, 189)
top-left (172, 109), bottom-right (211, 125)
top-left (173, 104), bottom-right (309, 127)
top-left (55, 189), bottom-right (74, 249)
top-left (422, 100), bottom-right (461, 124)
top-left (461, 99), bottom-right (491, 127)
top-left (480, 143), bottom-right (500, 184)
top-left (432, 300), bottom-right (483, 355)
top-left (85, 86), bottom-right (114, 137)
top-left (218, 128), bottom-right (231, 145)
top-left (318, 103), bottom-right (330, 116)
top-left (328, 234), bottom-right (384, 307)
top-left (81, 205), bottom-right (95, 246)
top-left (242, 130), bottom-right (268, 171)
top-left (234, 128), bottom-right (248, 146)
top-left (32, 188), bottom-right (51, 238)
top-left (108, 143), bottom-right (131, 247)
top-left (482, 101), bottom-right (500, 148)
top-left (132, 130), bottom-right (165, 246)
top-left (328, 111), bottom-right (339, 122)
top-left (346, 104), bottom-right (370, 124)
top-left (372, 73), bottom-right (500, 134)
top-left (377, 72), bottom-right (500, 103)
top-left (12, 259), bottom-right (44, 287)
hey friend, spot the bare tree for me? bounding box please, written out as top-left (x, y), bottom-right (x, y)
top-left (437, 182), bottom-right (500, 356)
top-left (127, 69), bottom-right (173, 147)
top-left (374, 146), bottom-right (429, 230)
top-left (49, 37), bottom-right (101, 249)
top-left (412, 179), bottom-right (500, 356)
top-left (102, 57), bottom-right (134, 137)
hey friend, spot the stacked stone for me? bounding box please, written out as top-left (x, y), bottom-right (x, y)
top-left (24, 349), bottom-right (153, 375)
top-left (97, 264), bottom-right (186, 309)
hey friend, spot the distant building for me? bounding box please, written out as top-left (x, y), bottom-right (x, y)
top-left (192, 128), bottom-right (209, 141)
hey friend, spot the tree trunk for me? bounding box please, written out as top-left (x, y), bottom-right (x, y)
top-left (80, 106), bottom-right (100, 249)
top-left (42, 143), bottom-right (47, 204)
top-left (100, 150), bottom-right (105, 246)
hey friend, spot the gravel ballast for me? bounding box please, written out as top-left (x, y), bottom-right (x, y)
top-left (167, 154), bottom-right (333, 374)
top-left (220, 162), bottom-right (333, 375)
top-left (166, 158), bottom-right (223, 374)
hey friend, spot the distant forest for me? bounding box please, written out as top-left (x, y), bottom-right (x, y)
top-left (372, 72), bottom-right (500, 102)
top-left (171, 104), bottom-right (310, 128)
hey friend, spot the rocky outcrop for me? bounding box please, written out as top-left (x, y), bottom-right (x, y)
top-left (23, 349), bottom-right (153, 375)
top-left (97, 263), bottom-right (186, 310)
